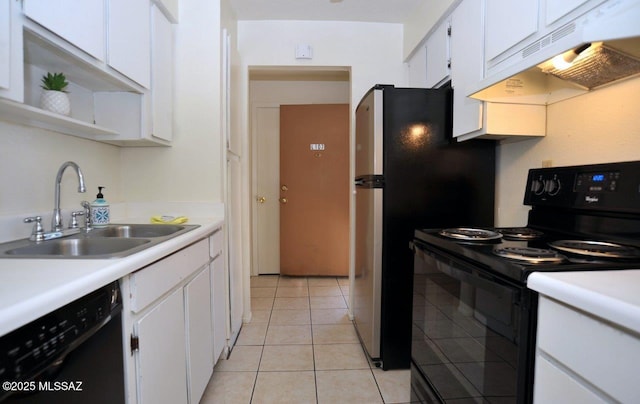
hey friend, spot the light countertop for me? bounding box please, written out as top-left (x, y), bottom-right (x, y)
top-left (0, 216), bottom-right (223, 336)
top-left (527, 270), bottom-right (640, 335)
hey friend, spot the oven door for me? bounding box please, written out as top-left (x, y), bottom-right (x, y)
top-left (411, 240), bottom-right (536, 403)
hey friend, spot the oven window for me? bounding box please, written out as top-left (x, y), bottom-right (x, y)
top-left (412, 246), bottom-right (522, 403)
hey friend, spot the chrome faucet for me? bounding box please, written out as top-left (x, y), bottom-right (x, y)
top-left (52, 161), bottom-right (86, 231)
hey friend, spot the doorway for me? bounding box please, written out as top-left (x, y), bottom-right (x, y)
top-left (250, 68), bottom-right (351, 277)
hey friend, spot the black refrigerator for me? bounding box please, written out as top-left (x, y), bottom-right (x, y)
top-left (353, 84), bottom-right (496, 370)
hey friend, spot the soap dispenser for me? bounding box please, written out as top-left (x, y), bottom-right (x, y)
top-left (91, 186), bottom-right (110, 227)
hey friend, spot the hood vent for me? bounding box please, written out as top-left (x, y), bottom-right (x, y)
top-left (538, 43), bottom-right (640, 89)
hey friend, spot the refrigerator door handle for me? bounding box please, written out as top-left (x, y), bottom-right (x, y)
top-left (354, 175), bottom-right (385, 188)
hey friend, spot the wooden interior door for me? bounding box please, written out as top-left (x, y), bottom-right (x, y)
top-left (280, 104), bottom-right (350, 276)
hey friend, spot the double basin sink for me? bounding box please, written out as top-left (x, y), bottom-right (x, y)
top-left (0, 224), bottom-right (200, 259)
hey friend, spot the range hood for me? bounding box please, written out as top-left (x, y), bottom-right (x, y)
top-left (470, 0), bottom-right (640, 105)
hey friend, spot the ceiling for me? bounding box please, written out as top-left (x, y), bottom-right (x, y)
top-left (228, 0), bottom-right (424, 23)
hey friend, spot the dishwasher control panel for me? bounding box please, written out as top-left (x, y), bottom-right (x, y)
top-left (0, 282), bottom-right (120, 400)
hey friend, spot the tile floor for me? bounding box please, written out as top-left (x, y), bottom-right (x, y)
top-left (200, 275), bottom-right (413, 404)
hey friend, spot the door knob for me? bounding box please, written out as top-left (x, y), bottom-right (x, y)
top-left (279, 197), bottom-right (288, 204)
top-left (281, 185), bottom-right (288, 191)
top-left (257, 196), bottom-right (266, 203)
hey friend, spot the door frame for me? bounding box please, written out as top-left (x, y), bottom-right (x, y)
top-left (250, 101), bottom-right (280, 276)
top-left (248, 70), bottom-right (353, 279)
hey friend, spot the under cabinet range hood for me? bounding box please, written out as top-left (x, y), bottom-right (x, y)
top-left (470, 0), bottom-right (640, 105)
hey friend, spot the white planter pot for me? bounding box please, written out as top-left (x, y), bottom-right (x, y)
top-left (40, 90), bottom-right (71, 116)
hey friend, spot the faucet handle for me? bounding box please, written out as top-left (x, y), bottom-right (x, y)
top-left (24, 216), bottom-right (45, 241)
top-left (81, 201), bottom-right (92, 231)
top-left (69, 211), bottom-right (84, 229)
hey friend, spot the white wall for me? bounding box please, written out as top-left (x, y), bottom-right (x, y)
top-left (0, 121), bottom-right (121, 239)
top-left (496, 76), bottom-right (640, 226)
top-left (238, 20), bottom-right (405, 108)
top-left (120, 0), bottom-right (224, 205)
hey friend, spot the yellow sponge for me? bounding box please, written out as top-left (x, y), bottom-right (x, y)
top-left (151, 215), bottom-right (189, 224)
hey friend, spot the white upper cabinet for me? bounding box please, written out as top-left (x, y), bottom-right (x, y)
top-left (108, 0), bottom-right (151, 89)
top-left (450, 0), bottom-right (483, 137)
top-left (151, 5), bottom-right (174, 141)
top-left (433, 0), bottom-right (547, 141)
top-left (485, 0), bottom-right (539, 63)
top-left (425, 20), bottom-right (451, 88)
top-left (23, 0), bottom-right (105, 61)
top-left (1, 0), bottom-right (11, 91)
top-left (0, 0), bottom-right (23, 102)
top-left (545, 0), bottom-right (592, 25)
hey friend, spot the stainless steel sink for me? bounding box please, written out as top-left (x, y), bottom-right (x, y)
top-left (5, 238), bottom-right (150, 257)
top-left (0, 224), bottom-right (200, 259)
top-left (90, 224), bottom-right (189, 238)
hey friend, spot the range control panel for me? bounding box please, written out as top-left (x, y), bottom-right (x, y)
top-left (524, 161), bottom-right (640, 213)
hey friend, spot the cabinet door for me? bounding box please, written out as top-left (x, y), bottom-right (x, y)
top-left (485, 0), bottom-right (538, 62)
top-left (135, 288), bottom-right (188, 404)
top-left (23, 0), bottom-right (105, 61)
top-left (425, 20), bottom-right (450, 88)
top-left (450, 0), bottom-right (484, 137)
top-left (0, 0), bottom-right (10, 91)
top-left (545, 0), bottom-right (591, 25)
top-left (185, 266), bottom-right (214, 403)
top-left (108, 0), bottom-right (151, 88)
top-left (151, 4), bottom-right (173, 141)
top-left (211, 254), bottom-right (227, 365)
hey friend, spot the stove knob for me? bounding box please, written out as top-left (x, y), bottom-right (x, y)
top-left (546, 179), bottom-right (561, 196)
top-left (531, 179), bottom-right (545, 195)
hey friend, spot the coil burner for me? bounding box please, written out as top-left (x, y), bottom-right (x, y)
top-left (498, 227), bottom-right (544, 241)
top-left (549, 240), bottom-right (640, 260)
top-left (439, 227), bottom-right (503, 242)
top-left (493, 247), bottom-right (566, 264)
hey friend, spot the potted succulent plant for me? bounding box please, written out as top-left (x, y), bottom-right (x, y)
top-left (40, 72), bottom-right (71, 116)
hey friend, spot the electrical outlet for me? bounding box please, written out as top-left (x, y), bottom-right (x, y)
top-left (542, 160), bottom-right (553, 168)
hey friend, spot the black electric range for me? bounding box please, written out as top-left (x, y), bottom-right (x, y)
top-left (415, 225), bottom-right (640, 284)
top-left (410, 161), bottom-right (640, 404)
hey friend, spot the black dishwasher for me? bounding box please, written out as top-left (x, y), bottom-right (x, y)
top-left (0, 281), bottom-right (124, 403)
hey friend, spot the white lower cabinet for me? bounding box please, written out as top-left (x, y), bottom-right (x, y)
top-left (123, 227), bottom-right (228, 404)
top-left (211, 252), bottom-right (226, 364)
top-left (534, 295), bottom-right (640, 403)
top-left (185, 266), bottom-right (214, 403)
top-left (135, 287), bottom-right (188, 404)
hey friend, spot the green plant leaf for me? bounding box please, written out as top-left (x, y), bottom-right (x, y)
top-left (41, 72), bottom-right (69, 92)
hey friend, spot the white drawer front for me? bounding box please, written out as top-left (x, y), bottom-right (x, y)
top-left (130, 239), bottom-right (209, 312)
top-left (209, 227), bottom-right (223, 258)
top-left (537, 296), bottom-right (640, 403)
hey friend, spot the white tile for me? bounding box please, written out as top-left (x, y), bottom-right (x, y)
top-left (316, 370), bottom-right (383, 404)
top-left (312, 324), bottom-right (359, 344)
top-left (270, 309), bottom-right (311, 325)
top-left (273, 297), bottom-right (310, 310)
top-left (276, 286), bottom-right (310, 297)
top-left (311, 308), bottom-right (351, 324)
top-left (252, 371), bottom-right (316, 404)
top-left (214, 345), bottom-right (263, 372)
top-left (314, 343), bottom-right (370, 370)
top-left (310, 296), bottom-right (347, 309)
top-left (251, 275), bottom-right (279, 288)
top-left (372, 368), bottom-right (412, 403)
top-left (201, 371), bottom-right (256, 404)
top-left (236, 322), bottom-right (268, 346)
top-left (265, 324), bottom-right (312, 345)
top-left (259, 344), bottom-right (314, 371)
top-left (309, 285), bottom-right (342, 297)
